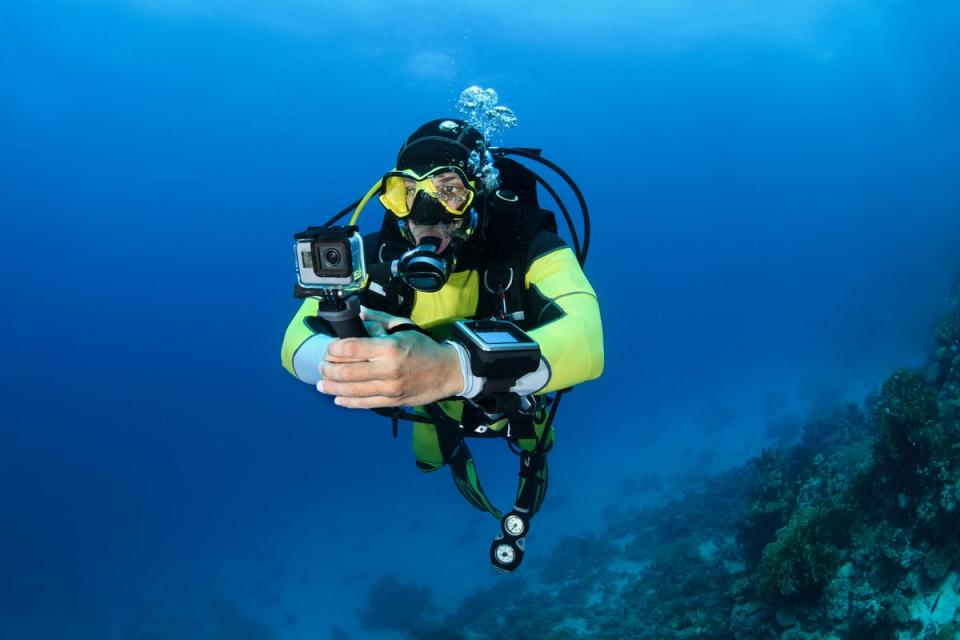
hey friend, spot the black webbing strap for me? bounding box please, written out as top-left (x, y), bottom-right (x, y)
top-left (515, 449), bottom-right (547, 513)
top-left (385, 323), bottom-right (432, 336)
top-left (372, 407), bottom-right (439, 440)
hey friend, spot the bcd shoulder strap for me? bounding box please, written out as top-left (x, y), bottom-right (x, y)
top-left (475, 189), bottom-right (557, 330)
top-left (360, 229), bottom-right (415, 317)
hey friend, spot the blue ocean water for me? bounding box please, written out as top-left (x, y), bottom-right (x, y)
top-left (1, 1), bottom-right (959, 638)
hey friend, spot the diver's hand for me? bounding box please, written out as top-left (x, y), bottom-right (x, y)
top-left (317, 331), bottom-right (464, 408)
top-left (359, 307), bottom-right (413, 337)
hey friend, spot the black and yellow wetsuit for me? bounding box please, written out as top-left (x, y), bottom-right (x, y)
top-left (281, 215), bottom-right (603, 519)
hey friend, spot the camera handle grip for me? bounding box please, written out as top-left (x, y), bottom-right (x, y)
top-left (316, 294), bottom-right (369, 338)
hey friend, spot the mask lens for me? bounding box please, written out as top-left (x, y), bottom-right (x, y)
top-left (428, 172), bottom-right (472, 213)
top-left (379, 168), bottom-right (475, 217)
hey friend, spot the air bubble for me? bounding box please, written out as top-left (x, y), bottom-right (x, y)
top-left (455, 85), bottom-right (519, 192)
top-left (489, 105), bottom-right (517, 129)
top-left (458, 85), bottom-right (499, 112)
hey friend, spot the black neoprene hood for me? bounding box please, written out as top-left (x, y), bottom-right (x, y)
top-left (395, 119), bottom-right (486, 181)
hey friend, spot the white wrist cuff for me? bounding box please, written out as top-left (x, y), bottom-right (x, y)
top-left (292, 333), bottom-right (335, 385)
top-left (446, 340), bottom-right (486, 399)
top-left (510, 358), bottom-right (550, 395)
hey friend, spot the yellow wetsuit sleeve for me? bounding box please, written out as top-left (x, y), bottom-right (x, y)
top-left (280, 297), bottom-right (322, 377)
top-left (525, 246), bottom-right (604, 393)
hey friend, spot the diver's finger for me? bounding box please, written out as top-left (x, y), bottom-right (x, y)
top-left (320, 360), bottom-right (400, 384)
top-left (322, 354), bottom-right (367, 364)
top-left (360, 306), bottom-right (413, 331)
top-left (333, 394), bottom-right (405, 409)
top-left (359, 307), bottom-right (398, 329)
top-left (326, 336), bottom-right (397, 360)
top-left (318, 378), bottom-right (403, 400)
top-left (364, 320), bottom-right (387, 337)
top-left (359, 306), bottom-right (387, 323)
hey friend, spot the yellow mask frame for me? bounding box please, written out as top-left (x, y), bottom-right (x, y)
top-left (378, 167), bottom-right (477, 218)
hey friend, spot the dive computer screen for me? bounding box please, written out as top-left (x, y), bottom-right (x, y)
top-left (475, 330), bottom-right (519, 345)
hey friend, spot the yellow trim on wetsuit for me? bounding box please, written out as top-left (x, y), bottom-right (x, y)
top-left (523, 246), bottom-right (604, 393)
top-left (280, 296), bottom-right (321, 377)
top-left (409, 270), bottom-right (480, 329)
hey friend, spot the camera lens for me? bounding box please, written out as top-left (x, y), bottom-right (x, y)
top-left (324, 248), bottom-right (342, 266)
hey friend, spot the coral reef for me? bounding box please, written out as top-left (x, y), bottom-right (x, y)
top-left (752, 473), bottom-right (855, 604)
top-left (354, 287), bottom-right (960, 639)
top-left (357, 574), bottom-right (458, 638)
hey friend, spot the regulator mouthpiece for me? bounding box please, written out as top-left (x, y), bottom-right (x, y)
top-left (392, 236), bottom-right (452, 292)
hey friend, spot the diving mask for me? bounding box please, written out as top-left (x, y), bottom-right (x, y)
top-left (379, 167), bottom-right (476, 220)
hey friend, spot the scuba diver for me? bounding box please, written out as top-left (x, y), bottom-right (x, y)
top-left (280, 117), bottom-right (604, 571)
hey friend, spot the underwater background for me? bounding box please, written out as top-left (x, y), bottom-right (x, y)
top-left (2, 1), bottom-right (960, 638)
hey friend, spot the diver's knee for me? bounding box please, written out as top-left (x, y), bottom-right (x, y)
top-left (416, 460), bottom-right (444, 474)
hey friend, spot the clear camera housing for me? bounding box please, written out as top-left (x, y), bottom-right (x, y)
top-left (294, 225), bottom-right (366, 292)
